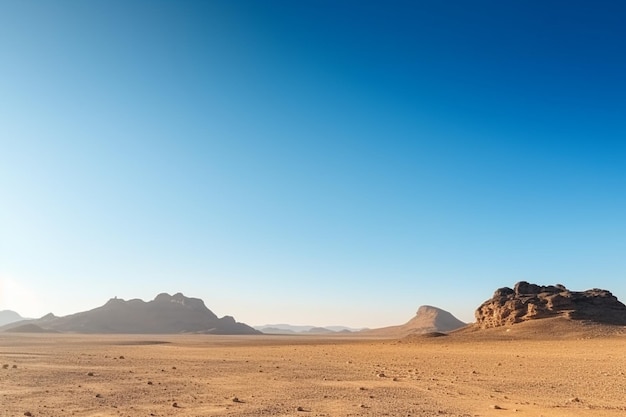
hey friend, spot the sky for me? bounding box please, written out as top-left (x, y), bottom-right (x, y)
top-left (1, 1), bottom-right (625, 328)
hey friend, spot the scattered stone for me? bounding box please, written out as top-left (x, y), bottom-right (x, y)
top-left (172, 402), bottom-right (179, 408)
top-left (491, 404), bottom-right (503, 410)
top-left (393, 377), bottom-right (399, 381)
top-left (567, 397), bottom-right (581, 403)
top-left (296, 406), bottom-right (305, 411)
top-left (87, 372), bottom-right (94, 376)
top-left (377, 372), bottom-right (386, 378)
top-left (2, 364), bottom-right (8, 369)
top-left (172, 366), bottom-right (177, 369)
top-left (12, 365), bottom-right (17, 369)
top-left (232, 397), bottom-right (242, 403)
top-left (147, 381), bottom-right (153, 385)
top-left (95, 393), bottom-right (102, 398)
top-left (119, 356), bottom-right (125, 359)
top-left (24, 413), bottom-right (33, 417)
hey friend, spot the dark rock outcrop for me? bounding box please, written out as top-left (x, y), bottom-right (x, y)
top-left (475, 281), bottom-right (626, 328)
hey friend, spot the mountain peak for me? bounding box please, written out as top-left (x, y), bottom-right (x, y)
top-left (153, 292), bottom-right (208, 310)
top-left (415, 305), bottom-right (445, 315)
top-left (407, 305), bottom-right (466, 333)
top-left (365, 305), bottom-right (466, 337)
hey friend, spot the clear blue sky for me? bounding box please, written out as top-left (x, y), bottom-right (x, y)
top-left (1, 1), bottom-right (625, 327)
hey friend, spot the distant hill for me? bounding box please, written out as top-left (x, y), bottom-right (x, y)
top-left (0, 310), bottom-right (26, 326)
top-left (258, 327), bottom-right (297, 334)
top-left (254, 324), bottom-right (364, 334)
top-left (365, 305), bottom-right (466, 337)
top-left (305, 327), bottom-right (335, 334)
top-left (1, 293), bottom-right (260, 335)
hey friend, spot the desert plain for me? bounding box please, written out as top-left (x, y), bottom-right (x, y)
top-left (2, 321), bottom-right (625, 417)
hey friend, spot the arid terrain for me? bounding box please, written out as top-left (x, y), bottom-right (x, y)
top-left (2, 321), bottom-right (625, 417)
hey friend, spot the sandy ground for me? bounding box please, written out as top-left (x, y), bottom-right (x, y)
top-left (1, 331), bottom-right (625, 417)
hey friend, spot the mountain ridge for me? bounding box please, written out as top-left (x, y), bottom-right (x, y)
top-left (254, 324), bottom-right (365, 334)
top-left (1, 293), bottom-right (259, 335)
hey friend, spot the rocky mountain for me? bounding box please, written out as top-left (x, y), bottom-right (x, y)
top-left (475, 281), bottom-right (626, 328)
top-left (365, 305), bottom-right (466, 337)
top-left (0, 310), bottom-right (26, 326)
top-left (1, 293), bottom-right (260, 335)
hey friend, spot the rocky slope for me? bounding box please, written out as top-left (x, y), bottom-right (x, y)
top-left (2, 293), bottom-right (260, 335)
top-left (475, 281), bottom-right (626, 328)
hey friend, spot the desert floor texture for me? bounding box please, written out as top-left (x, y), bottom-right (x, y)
top-left (2, 328), bottom-right (625, 417)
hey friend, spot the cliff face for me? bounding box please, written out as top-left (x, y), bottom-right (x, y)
top-left (475, 281), bottom-right (626, 329)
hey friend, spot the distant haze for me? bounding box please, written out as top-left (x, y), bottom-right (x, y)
top-left (0, 310), bottom-right (25, 327)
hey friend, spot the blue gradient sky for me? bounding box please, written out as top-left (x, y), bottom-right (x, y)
top-left (1, 1), bottom-right (625, 327)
